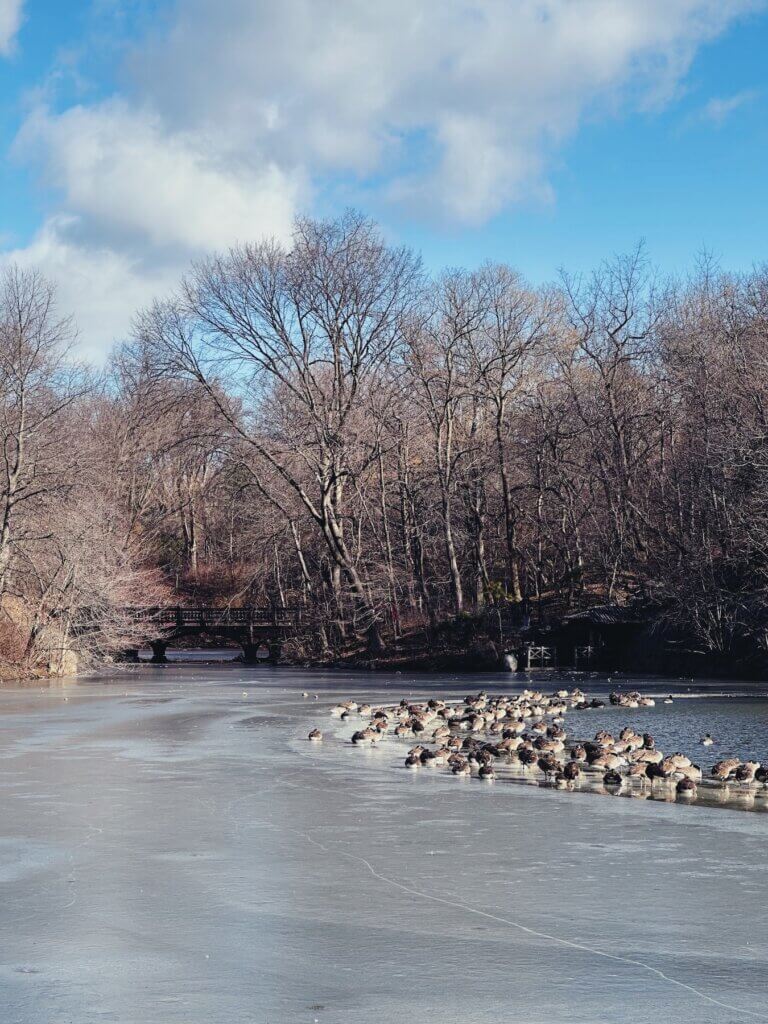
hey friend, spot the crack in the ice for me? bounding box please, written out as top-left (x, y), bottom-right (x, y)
top-left (280, 821), bottom-right (768, 1021)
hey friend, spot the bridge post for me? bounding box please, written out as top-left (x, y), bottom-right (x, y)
top-left (241, 643), bottom-right (261, 664)
top-left (268, 641), bottom-right (282, 664)
top-left (150, 640), bottom-right (168, 663)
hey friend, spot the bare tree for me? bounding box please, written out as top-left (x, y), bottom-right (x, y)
top-left (140, 212), bottom-right (423, 653)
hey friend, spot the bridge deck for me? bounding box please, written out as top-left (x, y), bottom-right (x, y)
top-left (126, 606), bottom-right (302, 628)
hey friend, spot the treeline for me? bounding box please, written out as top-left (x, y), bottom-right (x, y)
top-left (3, 212), bottom-right (768, 671)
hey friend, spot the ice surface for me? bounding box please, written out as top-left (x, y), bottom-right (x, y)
top-left (1, 665), bottom-right (767, 1023)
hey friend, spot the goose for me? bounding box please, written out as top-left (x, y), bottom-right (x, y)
top-left (700, 734), bottom-right (714, 746)
top-left (734, 761), bottom-right (760, 784)
top-left (351, 728), bottom-right (377, 745)
top-left (590, 752), bottom-right (625, 771)
top-left (452, 760), bottom-right (471, 777)
top-left (712, 758), bottom-right (740, 781)
top-left (537, 753), bottom-right (561, 776)
top-left (659, 757), bottom-right (680, 778)
top-left (603, 770), bottom-right (623, 788)
top-left (668, 752), bottom-right (692, 769)
top-left (631, 748), bottom-right (663, 764)
top-left (404, 755), bottom-right (420, 769)
top-left (308, 728), bottom-right (323, 742)
top-left (478, 764), bottom-right (496, 781)
top-left (676, 777), bottom-right (696, 796)
top-left (563, 761), bottom-right (582, 781)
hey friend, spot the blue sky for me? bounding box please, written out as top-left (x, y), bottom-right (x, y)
top-left (1, 1), bottom-right (767, 357)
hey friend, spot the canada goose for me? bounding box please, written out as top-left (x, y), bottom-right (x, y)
top-left (478, 764), bottom-right (496, 781)
top-left (712, 758), bottom-right (740, 781)
top-left (700, 734), bottom-right (714, 746)
top-left (351, 728), bottom-right (377, 745)
top-left (603, 770), bottom-right (623, 788)
top-left (734, 761), bottom-right (760, 784)
top-left (537, 754), bottom-right (561, 776)
top-left (308, 728), bottom-right (322, 742)
top-left (563, 761), bottom-right (581, 781)
top-left (591, 753), bottom-right (625, 771)
top-left (632, 748), bottom-right (663, 764)
top-left (404, 755), bottom-right (420, 769)
top-left (668, 752), bottom-right (692, 769)
top-left (676, 777), bottom-right (696, 796)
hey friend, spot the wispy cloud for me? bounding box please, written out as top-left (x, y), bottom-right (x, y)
top-left (0, 0), bottom-right (23, 55)
top-left (699, 89), bottom-right (759, 124)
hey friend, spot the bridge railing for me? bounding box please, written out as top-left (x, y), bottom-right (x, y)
top-left (124, 606), bottom-right (302, 627)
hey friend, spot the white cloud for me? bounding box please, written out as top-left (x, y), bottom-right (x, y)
top-left (128, 0), bottom-right (763, 221)
top-left (6, 0), bottom-right (764, 357)
top-left (0, 0), bottom-right (22, 55)
top-left (9, 102), bottom-right (301, 357)
top-left (699, 89), bottom-right (758, 124)
top-left (5, 215), bottom-right (179, 363)
top-left (15, 102), bottom-right (300, 252)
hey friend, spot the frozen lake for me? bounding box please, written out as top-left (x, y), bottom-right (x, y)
top-left (1, 663), bottom-right (767, 1023)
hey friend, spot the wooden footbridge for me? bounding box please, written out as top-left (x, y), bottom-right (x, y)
top-left (124, 606), bottom-right (303, 663)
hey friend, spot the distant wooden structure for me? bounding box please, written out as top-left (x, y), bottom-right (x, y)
top-left (122, 606), bottom-right (302, 663)
top-left (524, 644), bottom-right (556, 669)
top-left (561, 604), bottom-right (645, 669)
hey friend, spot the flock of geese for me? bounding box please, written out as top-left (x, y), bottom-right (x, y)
top-left (307, 687), bottom-right (768, 802)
